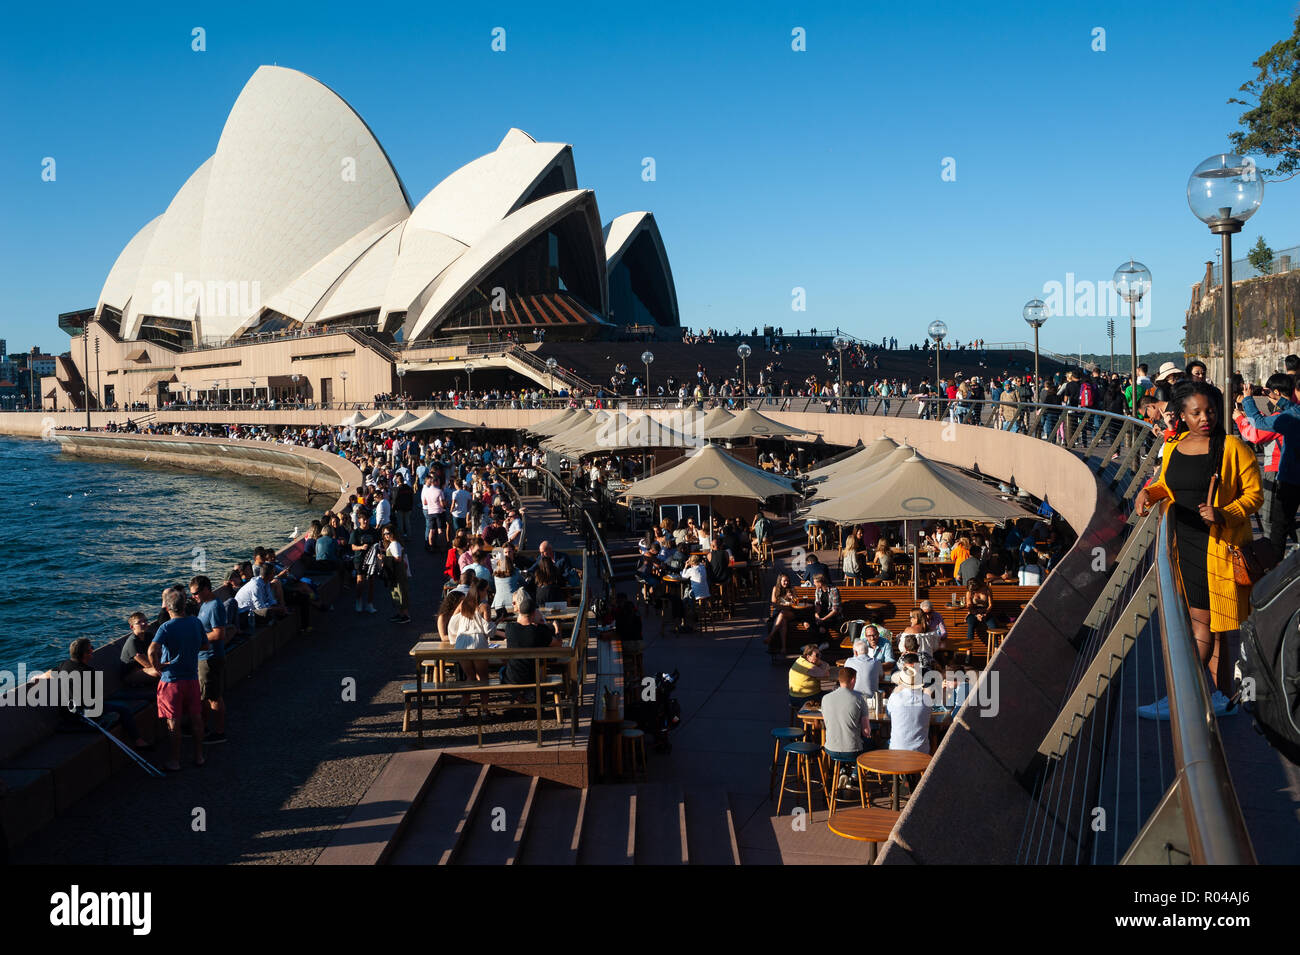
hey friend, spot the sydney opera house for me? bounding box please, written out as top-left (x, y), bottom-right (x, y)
top-left (49, 66), bottom-right (678, 410)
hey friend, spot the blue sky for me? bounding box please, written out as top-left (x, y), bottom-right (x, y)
top-left (2, 0), bottom-right (1297, 356)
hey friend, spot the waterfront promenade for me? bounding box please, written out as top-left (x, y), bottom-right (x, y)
top-left (12, 494), bottom-right (586, 864)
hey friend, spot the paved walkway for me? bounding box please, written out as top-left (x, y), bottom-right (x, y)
top-left (14, 497), bottom-right (584, 865)
top-left (605, 525), bottom-right (876, 864)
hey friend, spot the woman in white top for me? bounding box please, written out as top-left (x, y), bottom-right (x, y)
top-left (447, 591), bottom-right (493, 716)
top-left (1019, 549), bottom-right (1045, 586)
top-left (381, 527), bottom-right (411, 623)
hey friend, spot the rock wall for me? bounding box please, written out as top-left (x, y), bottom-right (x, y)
top-left (1186, 268), bottom-right (1300, 386)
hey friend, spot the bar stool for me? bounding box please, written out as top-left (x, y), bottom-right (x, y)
top-left (769, 726), bottom-right (806, 798)
top-left (776, 740), bottom-right (827, 815)
top-left (824, 751), bottom-right (867, 817)
top-left (621, 728), bottom-right (648, 779)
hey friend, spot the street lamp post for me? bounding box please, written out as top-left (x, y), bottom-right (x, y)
top-left (464, 363), bottom-right (475, 405)
top-left (250, 378), bottom-right (257, 407)
top-left (1113, 260), bottom-right (1151, 417)
top-left (94, 336), bottom-right (101, 411)
top-left (396, 367), bottom-right (406, 407)
top-left (340, 369), bottom-right (348, 410)
top-left (1107, 319), bottom-right (1116, 375)
top-left (1022, 299), bottom-right (1048, 395)
top-left (1188, 153), bottom-right (1263, 430)
top-left (641, 350), bottom-right (654, 407)
top-left (832, 337), bottom-right (847, 413)
top-left (291, 373), bottom-right (301, 406)
top-left (546, 356), bottom-right (558, 397)
top-left (82, 325), bottom-right (91, 428)
top-left (927, 320), bottom-right (948, 418)
top-left (736, 343), bottom-right (751, 409)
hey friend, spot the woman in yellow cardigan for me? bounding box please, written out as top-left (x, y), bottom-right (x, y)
top-left (1134, 382), bottom-right (1262, 718)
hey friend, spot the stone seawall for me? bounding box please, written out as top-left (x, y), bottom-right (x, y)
top-left (53, 432), bottom-right (361, 515)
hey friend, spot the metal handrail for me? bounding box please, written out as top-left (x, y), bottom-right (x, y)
top-left (1149, 501), bottom-right (1256, 864)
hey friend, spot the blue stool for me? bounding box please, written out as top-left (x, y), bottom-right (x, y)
top-left (776, 741), bottom-right (826, 816)
top-left (769, 727), bottom-right (806, 799)
top-left (824, 751), bottom-right (867, 817)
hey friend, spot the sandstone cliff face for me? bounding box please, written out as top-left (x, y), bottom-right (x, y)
top-left (1185, 266), bottom-right (1300, 385)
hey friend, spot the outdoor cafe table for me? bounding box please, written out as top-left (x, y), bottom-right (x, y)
top-left (827, 806), bottom-right (903, 862)
top-left (856, 749), bottom-right (933, 810)
top-left (408, 639), bottom-right (577, 745)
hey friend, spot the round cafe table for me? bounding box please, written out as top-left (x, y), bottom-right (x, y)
top-left (856, 750), bottom-right (932, 811)
top-left (826, 807), bottom-right (902, 863)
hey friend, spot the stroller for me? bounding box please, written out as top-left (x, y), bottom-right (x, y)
top-left (625, 669), bottom-right (682, 754)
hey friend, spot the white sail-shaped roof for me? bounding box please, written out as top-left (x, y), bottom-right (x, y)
top-left (196, 66), bottom-right (411, 339)
top-left (97, 214), bottom-right (161, 317)
top-left (93, 69), bottom-right (677, 347)
top-left (405, 189), bottom-right (607, 341)
top-left (404, 132), bottom-right (577, 247)
top-left (121, 158), bottom-right (213, 338)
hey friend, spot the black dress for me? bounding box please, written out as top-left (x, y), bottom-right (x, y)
top-left (1165, 445), bottom-right (1214, 610)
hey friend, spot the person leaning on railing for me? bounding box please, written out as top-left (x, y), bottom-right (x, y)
top-left (1133, 381), bottom-right (1263, 719)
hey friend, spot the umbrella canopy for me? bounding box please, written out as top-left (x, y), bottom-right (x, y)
top-left (358, 412), bottom-right (393, 429)
top-left (805, 449), bottom-right (1029, 525)
top-left (695, 406), bottom-right (735, 437)
top-left (621, 444), bottom-right (797, 501)
top-left (816, 444), bottom-right (917, 497)
top-left (340, 411), bottom-right (367, 427)
top-left (529, 407), bottom-right (585, 437)
top-left (807, 436), bottom-right (898, 481)
top-left (704, 407), bottom-right (805, 440)
top-left (385, 411), bottom-right (420, 429)
top-left (549, 412), bottom-right (699, 456)
top-left (542, 411), bottom-right (610, 453)
top-left (399, 408), bottom-right (475, 432)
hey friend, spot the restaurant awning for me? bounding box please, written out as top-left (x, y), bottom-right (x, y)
top-left (385, 411), bottom-right (420, 429)
top-left (805, 449), bottom-right (1029, 525)
top-left (399, 409), bottom-right (476, 432)
top-left (528, 407), bottom-right (585, 436)
top-left (620, 444), bottom-right (798, 502)
top-left (807, 436), bottom-right (898, 481)
top-left (340, 411), bottom-right (367, 426)
top-left (704, 407), bottom-right (805, 440)
top-left (358, 412), bottom-right (393, 429)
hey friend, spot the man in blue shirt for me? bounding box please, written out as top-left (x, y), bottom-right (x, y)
top-left (1241, 375), bottom-right (1300, 554)
top-left (192, 575), bottom-right (229, 745)
top-left (149, 588), bottom-right (209, 770)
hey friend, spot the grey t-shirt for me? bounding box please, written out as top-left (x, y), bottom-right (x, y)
top-left (820, 686), bottom-right (869, 754)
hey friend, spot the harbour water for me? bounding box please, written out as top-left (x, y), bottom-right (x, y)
top-left (0, 435), bottom-right (320, 674)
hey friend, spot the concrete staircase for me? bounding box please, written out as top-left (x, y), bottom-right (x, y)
top-left (332, 754), bottom-right (741, 865)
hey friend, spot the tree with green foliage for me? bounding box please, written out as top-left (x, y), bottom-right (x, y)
top-left (1248, 235), bottom-right (1275, 274)
top-left (1229, 14), bottom-right (1300, 179)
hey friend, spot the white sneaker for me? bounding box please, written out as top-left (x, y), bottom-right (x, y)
top-left (366, 603), bottom-right (378, 614)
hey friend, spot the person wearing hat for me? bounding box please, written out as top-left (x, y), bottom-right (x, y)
top-left (887, 655), bottom-right (932, 753)
top-left (1153, 362), bottom-right (1184, 403)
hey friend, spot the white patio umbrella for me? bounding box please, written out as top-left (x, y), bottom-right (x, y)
top-left (529, 406), bottom-right (585, 437)
top-left (339, 411), bottom-right (367, 427)
top-left (806, 436), bottom-right (899, 482)
top-left (385, 411), bottom-right (420, 429)
top-left (399, 409), bottom-right (476, 432)
top-left (358, 412), bottom-right (393, 429)
top-left (704, 406), bottom-right (805, 440)
top-left (621, 443), bottom-right (798, 538)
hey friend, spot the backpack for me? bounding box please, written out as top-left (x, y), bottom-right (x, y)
top-left (1078, 381), bottom-right (1096, 407)
top-left (1236, 547), bottom-right (1300, 765)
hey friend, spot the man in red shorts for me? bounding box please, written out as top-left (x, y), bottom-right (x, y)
top-left (148, 587), bottom-right (209, 770)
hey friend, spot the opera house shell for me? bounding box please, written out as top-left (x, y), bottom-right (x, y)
top-left (94, 66), bottom-right (678, 348)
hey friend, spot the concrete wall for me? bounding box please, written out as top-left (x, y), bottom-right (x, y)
top-left (52, 432), bottom-right (362, 515)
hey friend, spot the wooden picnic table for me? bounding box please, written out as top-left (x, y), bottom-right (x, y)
top-left (408, 639), bottom-right (578, 745)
